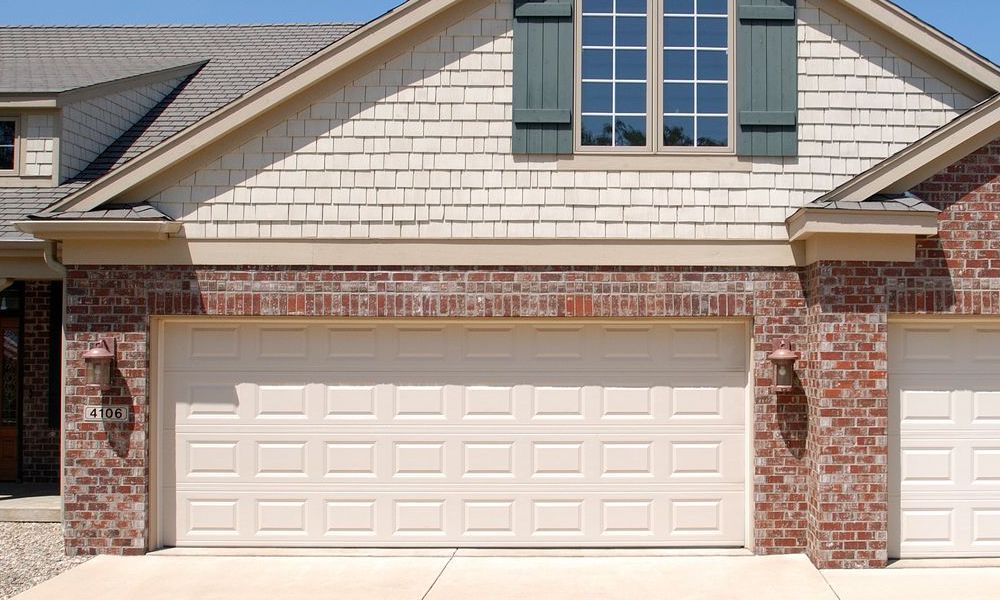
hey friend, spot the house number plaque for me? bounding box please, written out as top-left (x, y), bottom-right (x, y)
top-left (83, 405), bottom-right (130, 423)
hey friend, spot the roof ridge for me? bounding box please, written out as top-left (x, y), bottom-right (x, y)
top-left (0, 22), bottom-right (363, 29)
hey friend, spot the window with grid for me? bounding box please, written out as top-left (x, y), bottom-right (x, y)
top-left (578, 0), bottom-right (731, 151)
top-left (0, 121), bottom-right (14, 171)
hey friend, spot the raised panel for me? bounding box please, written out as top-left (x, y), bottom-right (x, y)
top-left (394, 386), bottom-right (445, 419)
top-left (394, 443), bottom-right (445, 477)
top-left (899, 391), bottom-right (954, 423)
top-left (394, 501), bottom-right (445, 533)
top-left (532, 387), bottom-right (583, 418)
top-left (188, 500), bottom-right (238, 533)
top-left (326, 442), bottom-right (376, 477)
top-left (902, 328), bottom-right (954, 361)
top-left (464, 501), bottom-right (515, 533)
top-left (602, 443), bottom-right (652, 476)
top-left (671, 500), bottom-right (722, 533)
top-left (672, 388), bottom-right (722, 418)
top-left (185, 385), bottom-right (240, 420)
top-left (602, 501), bottom-right (653, 534)
top-left (256, 500), bottom-right (307, 534)
top-left (187, 442), bottom-right (239, 477)
top-left (900, 509), bottom-right (954, 543)
top-left (533, 443), bottom-right (583, 477)
top-left (972, 510), bottom-right (1000, 542)
top-left (602, 388), bottom-right (652, 418)
top-left (327, 386), bottom-right (376, 419)
top-left (972, 329), bottom-right (1000, 361)
top-left (464, 328), bottom-right (515, 359)
top-left (329, 328), bottom-right (376, 359)
top-left (601, 327), bottom-right (653, 359)
top-left (973, 392), bottom-right (1000, 422)
top-left (672, 328), bottom-right (720, 360)
top-left (972, 449), bottom-right (1000, 482)
top-left (257, 385), bottom-right (308, 419)
top-left (258, 328), bottom-right (308, 359)
top-left (463, 387), bottom-right (514, 419)
top-left (463, 443), bottom-right (514, 477)
top-left (189, 327), bottom-right (239, 359)
top-left (256, 443), bottom-right (307, 477)
top-left (900, 448), bottom-right (954, 483)
top-left (671, 442), bottom-right (723, 477)
top-left (397, 328), bottom-right (446, 359)
top-left (326, 500), bottom-right (376, 535)
top-left (532, 327), bottom-right (583, 359)
top-left (532, 501), bottom-right (583, 533)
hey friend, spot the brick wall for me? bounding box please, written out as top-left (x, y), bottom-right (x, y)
top-left (62, 265), bottom-right (812, 555)
top-left (147, 0), bottom-right (973, 241)
top-left (21, 281), bottom-right (59, 483)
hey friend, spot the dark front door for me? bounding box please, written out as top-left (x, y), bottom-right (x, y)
top-left (0, 317), bottom-right (20, 481)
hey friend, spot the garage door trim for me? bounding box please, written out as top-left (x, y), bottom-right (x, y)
top-left (149, 317), bottom-right (754, 551)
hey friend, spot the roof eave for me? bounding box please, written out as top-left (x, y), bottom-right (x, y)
top-left (15, 220), bottom-right (183, 241)
top-left (786, 207), bottom-right (941, 242)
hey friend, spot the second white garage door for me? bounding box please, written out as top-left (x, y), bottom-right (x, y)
top-left (890, 320), bottom-right (1000, 558)
top-left (157, 320), bottom-right (749, 547)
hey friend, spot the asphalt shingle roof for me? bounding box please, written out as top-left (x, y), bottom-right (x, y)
top-left (0, 57), bottom-right (202, 93)
top-left (0, 23), bottom-right (361, 238)
top-left (28, 202), bottom-right (170, 222)
top-left (804, 192), bottom-right (940, 213)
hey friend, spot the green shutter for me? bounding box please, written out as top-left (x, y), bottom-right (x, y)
top-left (512, 0), bottom-right (574, 155)
top-left (737, 0), bottom-right (798, 156)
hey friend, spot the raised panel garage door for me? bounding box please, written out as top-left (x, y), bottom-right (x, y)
top-left (890, 321), bottom-right (1000, 558)
top-left (158, 320), bottom-right (749, 547)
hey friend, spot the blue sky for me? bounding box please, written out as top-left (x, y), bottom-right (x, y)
top-left (3, 1), bottom-right (999, 64)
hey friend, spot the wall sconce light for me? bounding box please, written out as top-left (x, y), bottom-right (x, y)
top-left (768, 339), bottom-right (800, 392)
top-left (83, 338), bottom-right (116, 390)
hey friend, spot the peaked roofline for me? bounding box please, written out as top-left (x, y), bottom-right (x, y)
top-left (816, 93), bottom-right (1000, 204)
top-left (0, 60), bottom-right (207, 109)
top-left (46, 0), bottom-right (1000, 214)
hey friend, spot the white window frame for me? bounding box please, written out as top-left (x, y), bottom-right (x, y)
top-left (0, 117), bottom-right (18, 175)
top-left (574, 0), bottom-right (736, 155)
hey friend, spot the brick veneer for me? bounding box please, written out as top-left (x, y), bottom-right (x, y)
top-left (59, 142), bottom-right (1000, 564)
top-left (20, 281), bottom-right (59, 483)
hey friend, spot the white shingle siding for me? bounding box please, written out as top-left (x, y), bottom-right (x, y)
top-left (60, 77), bottom-right (182, 181)
top-left (21, 114), bottom-right (56, 177)
top-left (150, 0), bottom-right (974, 241)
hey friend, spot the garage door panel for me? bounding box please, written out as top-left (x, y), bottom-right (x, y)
top-left (161, 320), bottom-right (749, 547)
top-left (164, 322), bottom-right (748, 373)
top-left (169, 378), bottom-right (747, 428)
top-left (167, 490), bottom-right (745, 547)
top-left (890, 320), bottom-right (1000, 558)
top-left (168, 432), bottom-right (746, 485)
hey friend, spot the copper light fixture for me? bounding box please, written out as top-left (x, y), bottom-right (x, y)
top-left (83, 338), bottom-right (116, 390)
top-left (768, 339), bottom-right (799, 392)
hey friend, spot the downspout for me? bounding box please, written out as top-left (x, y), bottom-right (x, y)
top-left (42, 241), bottom-right (67, 278)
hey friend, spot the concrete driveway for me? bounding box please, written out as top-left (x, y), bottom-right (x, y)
top-left (12, 551), bottom-right (1000, 600)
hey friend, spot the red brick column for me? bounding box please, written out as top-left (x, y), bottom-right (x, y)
top-left (804, 262), bottom-right (889, 568)
top-left (20, 281), bottom-right (59, 483)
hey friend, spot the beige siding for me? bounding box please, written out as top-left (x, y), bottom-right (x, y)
top-left (60, 78), bottom-right (183, 181)
top-left (21, 114), bottom-right (56, 178)
top-left (149, 0), bottom-right (974, 241)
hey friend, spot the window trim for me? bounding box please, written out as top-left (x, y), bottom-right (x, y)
top-left (0, 116), bottom-right (19, 175)
top-left (573, 0), bottom-right (736, 155)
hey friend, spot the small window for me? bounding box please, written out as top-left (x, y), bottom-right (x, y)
top-left (578, 0), bottom-right (733, 152)
top-left (0, 120), bottom-right (15, 171)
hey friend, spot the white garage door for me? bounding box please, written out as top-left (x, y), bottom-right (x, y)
top-left (890, 320), bottom-right (1000, 558)
top-left (158, 320), bottom-right (749, 547)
